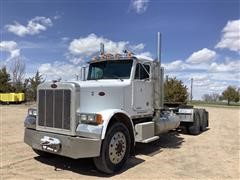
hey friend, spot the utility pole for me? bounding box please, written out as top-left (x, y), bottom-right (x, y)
top-left (190, 78), bottom-right (193, 102)
top-left (157, 32), bottom-right (161, 65)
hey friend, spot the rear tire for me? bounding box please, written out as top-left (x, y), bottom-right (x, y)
top-left (198, 109), bottom-right (207, 131)
top-left (93, 122), bottom-right (131, 174)
top-left (188, 110), bottom-right (201, 135)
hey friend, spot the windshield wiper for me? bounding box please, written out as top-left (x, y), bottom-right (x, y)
top-left (111, 77), bottom-right (124, 81)
top-left (110, 74), bottom-right (124, 81)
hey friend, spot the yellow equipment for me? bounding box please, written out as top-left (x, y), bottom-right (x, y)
top-left (0, 93), bottom-right (25, 104)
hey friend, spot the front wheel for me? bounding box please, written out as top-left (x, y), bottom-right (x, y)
top-left (93, 122), bottom-right (131, 174)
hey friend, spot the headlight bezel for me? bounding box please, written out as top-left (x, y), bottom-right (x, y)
top-left (78, 113), bottom-right (103, 125)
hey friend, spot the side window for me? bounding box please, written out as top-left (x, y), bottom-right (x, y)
top-left (134, 63), bottom-right (141, 79)
top-left (134, 63), bottom-right (150, 80)
top-left (142, 64), bottom-right (150, 79)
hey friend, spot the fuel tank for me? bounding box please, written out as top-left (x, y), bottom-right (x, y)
top-left (154, 111), bottom-right (180, 135)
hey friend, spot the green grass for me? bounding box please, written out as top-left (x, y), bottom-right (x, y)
top-left (188, 100), bottom-right (240, 108)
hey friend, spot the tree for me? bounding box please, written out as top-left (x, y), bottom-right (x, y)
top-left (26, 71), bottom-right (44, 101)
top-left (222, 86), bottom-right (239, 105)
top-left (202, 93), bottom-right (220, 102)
top-left (0, 66), bottom-right (13, 93)
top-left (164, 77), bottom-right (188, 103)
top-left (10, 57), bottom-right (25, 92)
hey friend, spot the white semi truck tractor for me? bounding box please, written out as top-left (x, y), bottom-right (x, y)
top-left (24, 43), bottom-right (208, 174)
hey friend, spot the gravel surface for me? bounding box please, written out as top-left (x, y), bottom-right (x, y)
top-left (0, 105), bottom-right (239, 179)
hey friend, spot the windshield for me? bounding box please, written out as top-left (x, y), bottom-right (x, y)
top-left (87, 60), bottom-right (133, 80)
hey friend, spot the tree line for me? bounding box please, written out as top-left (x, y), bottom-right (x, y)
top-left (0, 66), bottom-right (43, 101)
top-left (202, 86), bottom-right (240, 105)
top-left (164, 77), bottom-right (239, 105)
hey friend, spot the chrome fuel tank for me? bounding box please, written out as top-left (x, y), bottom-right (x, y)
top-left (154, 112), bottom-right (180, 135)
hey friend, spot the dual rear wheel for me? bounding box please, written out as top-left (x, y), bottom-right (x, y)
top-left (188, 109), bottom-right (208, 135)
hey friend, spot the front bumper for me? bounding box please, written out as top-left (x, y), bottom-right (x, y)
top-left (24, 128), bottom-right (102, 159)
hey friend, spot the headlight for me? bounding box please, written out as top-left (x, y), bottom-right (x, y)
top-left (80, 114), bottom-right (87, 121)
top-left (87, 114), bottom-right (95, 122)
top-left (78, 113), bottom-right (103, 125)
top-left (28, 108), bottom-right (37, 116)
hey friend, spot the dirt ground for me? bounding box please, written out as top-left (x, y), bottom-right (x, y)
top-left (0, 105), bottom-right (239, 179)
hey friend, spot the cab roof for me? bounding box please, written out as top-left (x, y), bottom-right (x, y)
top-left (88, 54), bottom-right (154, 64)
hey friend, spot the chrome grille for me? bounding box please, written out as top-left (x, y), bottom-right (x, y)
top-left (38, 89), bottom-right (71, 130)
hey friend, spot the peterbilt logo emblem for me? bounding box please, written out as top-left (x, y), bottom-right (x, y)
top-left (98, 92), bottom-right (105, 96)
top-left (51, 84), bottom-right (57, 88)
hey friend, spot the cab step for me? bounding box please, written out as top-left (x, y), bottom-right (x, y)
top-left (140, 136), bottom-right (159, 143)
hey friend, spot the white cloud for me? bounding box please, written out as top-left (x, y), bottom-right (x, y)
top-left (131, 0), bottom-right (149, 14)
top-left (162, 60), bottom-right (186, 71)
top-left (137, 51), bottom-right (152, 58)
top-left (61, 37), bottom-right (70, 42)
top-left (39, 34), bottom-right (151, 80)
top-left (163, 59), bottom-right (210, 73)
top-left (5, 16), bottom-right (53, 37)
top-left (68, 33), bottom-right (151, 64)
top-left (53, 15), bottom-right (61, 20)
top-left (215, 19), bottom-right (240, 52)
top-left (210, 72), bottom-right (240, 82)
top-left (69, 33), bottom-right (129, 56)
top-left (191, 74), bottom-right (209, 82)
top-left (38, 61), bottom-right (82, 81)
top-left (186, 48), bottom-right (216, 64)
top-left (164, 46), bottom-right (239, 99)
top-left (69, 57), bottom-right (84, 65)
top-left (0, 41), bottom-right (20, 61)
top-left (165, 71), bottom-right (236, 100)
top-left (130, 43), bottom-right (145, 51)
top-left (209, 60), bottom-right (240, 73)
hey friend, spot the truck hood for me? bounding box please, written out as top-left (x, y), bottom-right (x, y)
top-left (72, 80), bottom-right (131, 113)
top-left (72, 79), bottom-right (131, 88)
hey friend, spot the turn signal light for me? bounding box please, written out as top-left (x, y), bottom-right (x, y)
top-left (96, 114), bottom-right (103, 124)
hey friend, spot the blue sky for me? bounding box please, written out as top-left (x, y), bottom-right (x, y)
top-left (0, 0), bottom-right (239, 99)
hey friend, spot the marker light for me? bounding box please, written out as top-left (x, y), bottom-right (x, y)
top-left (115, 53), bottom-right (122, 59)
top-left (106, 53), bottom-right (113, 59)
top-left (96, 114), bottom-right (103, 124)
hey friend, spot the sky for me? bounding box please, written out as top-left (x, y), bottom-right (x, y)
top-left (0, 0), bottom-right (239, 99)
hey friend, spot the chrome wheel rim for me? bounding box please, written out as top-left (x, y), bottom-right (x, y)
top-left (109, 132), bottom-right (126, 164)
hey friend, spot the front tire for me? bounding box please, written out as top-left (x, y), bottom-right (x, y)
top-left (93, 122), bottom-right (131, 174)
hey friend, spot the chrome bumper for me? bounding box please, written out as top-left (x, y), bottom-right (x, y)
top-left (24, 128), bottom-right (102, 159)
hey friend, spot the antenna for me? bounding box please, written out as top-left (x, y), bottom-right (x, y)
top-left (157, 32), bottom-right (161, 65)
top-left (190, 78), bottom-right (193, 101)
top-left (81, 67), bottom-right (86, 81)
top-left (100, 43), bottom-right (104, 55)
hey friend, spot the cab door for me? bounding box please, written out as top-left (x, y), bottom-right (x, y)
top-left (132, 63), bottom-right (152, 114)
